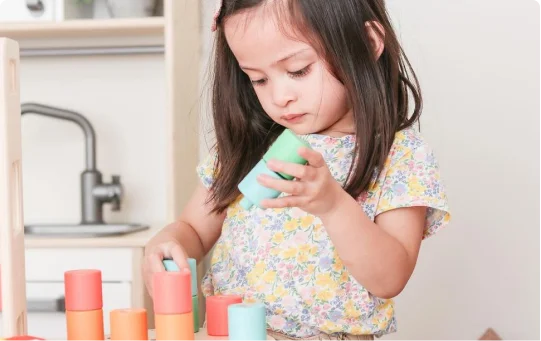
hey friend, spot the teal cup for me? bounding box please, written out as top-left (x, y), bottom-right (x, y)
top-left (238, 129), bottom-right (312, 210)
top-left (238, 159), bottom-right (282, 210)
top-left (228, 302), bottom-right (267, 340)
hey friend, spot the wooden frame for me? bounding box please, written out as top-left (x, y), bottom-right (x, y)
top-left (0, 17), bottom-right (164, 39)
top-left (0, 1), bottom-right (203, 337)
top-left (163, 0), bottom-right (205, 326)
top-left (0, 37), bottom-right (28, 337)
top-left (164, 0), bottom-right (201, 222)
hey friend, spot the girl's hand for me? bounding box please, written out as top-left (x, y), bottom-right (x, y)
top-left (143, 241), bottom-right (190, 297)
top-left (257, 147), bottom-right (345, 216)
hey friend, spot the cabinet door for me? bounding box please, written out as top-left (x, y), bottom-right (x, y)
top-left (0, 281), bottom-right (132, 339)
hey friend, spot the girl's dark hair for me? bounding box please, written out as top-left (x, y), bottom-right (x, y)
top-left (207, 0), bottom-right (422, 214)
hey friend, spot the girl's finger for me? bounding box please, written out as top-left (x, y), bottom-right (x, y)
top-left (266, 159), bottom-right (312, 180)
top-left (298, 147), bottom-right (325, 168)
top-left (260, 195), bottom-right (302, 209)
top-left (257, 174), bottom-right (305, 195)
top-left (170, 244), bottom-right (190, 270)
top-left (149, 250), bottom-right (166, 273)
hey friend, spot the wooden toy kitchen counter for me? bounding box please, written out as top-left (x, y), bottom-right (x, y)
top-left (0, 38), bottom-right (274, 341)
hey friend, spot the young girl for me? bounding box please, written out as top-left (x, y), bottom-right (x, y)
top-left (143, 0), bottom-right (451, 339)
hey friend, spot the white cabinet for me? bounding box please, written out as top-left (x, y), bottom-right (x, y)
top-left (25, 248), bottom-right (133, 282)
top-left (23, 281), bottom-right (131, 339)
top-left (0, 245), bottom-right (152, 339)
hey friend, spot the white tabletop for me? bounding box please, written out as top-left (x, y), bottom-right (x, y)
top-left (47, 328), bottom-right (276, 341)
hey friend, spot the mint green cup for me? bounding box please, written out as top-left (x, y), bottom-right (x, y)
top-left (262, 129), bottom-right (312, 180)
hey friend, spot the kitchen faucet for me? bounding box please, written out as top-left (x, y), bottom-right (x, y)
top-left (21, 103), bottom-right (122, 225)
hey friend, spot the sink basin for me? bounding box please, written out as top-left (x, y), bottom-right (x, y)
top-left (24, 223), bottom-right (149, 238)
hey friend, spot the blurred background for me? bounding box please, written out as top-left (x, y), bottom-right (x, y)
top-left (0, 0), bottom-right (538, 339)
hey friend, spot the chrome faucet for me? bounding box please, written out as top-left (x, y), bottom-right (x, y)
top-left (21, 103), bottom-right (122, 225)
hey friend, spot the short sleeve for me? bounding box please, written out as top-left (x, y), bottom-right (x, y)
top-left (376, 144), bottom-right (451, 239)
top-left (196, 150), bottom-right (218, 190)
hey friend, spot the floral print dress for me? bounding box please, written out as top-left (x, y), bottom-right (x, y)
top-left (196, 126), bottom-right (451, 338)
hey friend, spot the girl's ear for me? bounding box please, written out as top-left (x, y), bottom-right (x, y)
top-left (365, 21), bottom-right (385, 60)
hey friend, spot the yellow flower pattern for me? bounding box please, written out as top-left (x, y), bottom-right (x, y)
top-left (196, 126), bottom-right (451, 338)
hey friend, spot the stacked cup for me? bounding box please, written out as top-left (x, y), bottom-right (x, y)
top-left (109, 308), bottom-right (148, 340)
top-left (64, 269), bottom-right (104, 340)
top-left (162, 258), bottom-right (199, 332)
top-left (153, 267), bottom-right (194, 340)
top-left (64, 269), bottom-right (149, 340)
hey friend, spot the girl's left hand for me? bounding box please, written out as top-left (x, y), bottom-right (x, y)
top-left (257, 147), bottom-right (345, 217)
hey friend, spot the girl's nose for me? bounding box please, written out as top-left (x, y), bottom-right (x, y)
top-left (271, 82), bottom-right (296, 107)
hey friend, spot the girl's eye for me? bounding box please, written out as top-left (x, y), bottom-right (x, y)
top-left (289, 64), bottom-right (312, 78)
top-left (251, 78), bottom-right (267, 86)
top-left (250, 64), bottom-right (312, 86)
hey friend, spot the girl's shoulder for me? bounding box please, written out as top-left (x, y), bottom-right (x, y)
top-left (196, 147), bottom-right (219, 190)
top-left (301, 126), bottom-right (430, 161)
top-left (386, 125), bottom-right (431, 166)
top-left (367, 125), bottom-right (452, 239)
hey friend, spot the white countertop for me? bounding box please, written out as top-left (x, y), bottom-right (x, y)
top-left (24, 225), bottom-right (161, 248)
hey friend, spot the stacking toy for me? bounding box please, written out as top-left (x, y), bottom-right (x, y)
top-left (192, 295), bottom-right (199, 332)
top-left (162, 258), bottom-right (200, 332)
top-left (0, 39), bottom-right (29, 339)
top-left (205, 295), bottom-right (243, 336)
top-left (238, 129), bottom-right (312, 210)
top-left (188, 258), bottom-right (198, 296)
top-left (162, 259), bottom-right (178, 271)
top-left (64, 269), bottom-right (104, 340)
top-left (162, 259), bottom-right (197, 295)
top-left (153, 267), bottom-right (194, 340)
top-left (109, 308), bottom-right (148, 340)
top-left (227, 302), bottom-right (267, 340)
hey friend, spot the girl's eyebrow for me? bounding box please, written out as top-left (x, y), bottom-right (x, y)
top-left (240, 48), bottom-right (312, 71)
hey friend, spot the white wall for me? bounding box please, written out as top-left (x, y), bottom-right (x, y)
top-left (199, 0), bottom-right (217, 159)
top-left (382, 1), bottom-right (539, 339)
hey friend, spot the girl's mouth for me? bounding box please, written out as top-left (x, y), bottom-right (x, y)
top-left (282, 113), bottom-right (306, 123)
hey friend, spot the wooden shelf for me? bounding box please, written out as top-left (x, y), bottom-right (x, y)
top-left (0, 17), bottom-right (164, 40)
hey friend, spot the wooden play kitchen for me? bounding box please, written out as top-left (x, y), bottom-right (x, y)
top-left (1, 37), bottom-right (275, 341)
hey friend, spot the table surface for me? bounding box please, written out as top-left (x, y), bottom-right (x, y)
top-left (142, 328), bottom-right (275, 340)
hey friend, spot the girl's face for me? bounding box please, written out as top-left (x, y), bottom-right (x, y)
top-left (224, 7), bottom-right (354, 137)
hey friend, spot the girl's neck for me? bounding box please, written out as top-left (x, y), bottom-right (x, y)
top-left (314, 129), bottom-right (354, 138)
top-left (315, 109), bottom-right (355, 137)
top-left (314, 117), bottom-right (355, 138)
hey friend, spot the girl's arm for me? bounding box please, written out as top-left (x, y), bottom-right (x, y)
top-left (319, 192), bottom-right (426, 299)
top-left (144, 182), bottom-right (225, 271)
top-left (257, 147), bottom-right (432, 299)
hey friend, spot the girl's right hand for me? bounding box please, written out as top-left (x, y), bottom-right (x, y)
top-left (143, 240), bottom-right (190, 297)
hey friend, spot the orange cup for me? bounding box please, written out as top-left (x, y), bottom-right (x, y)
top-left (110, 308), bottom-right (148, 340)
top-left (66, 309), bottom-right (104, 340)
top-left (64, 269), bottom-right (104, 340)
top-left (155, 312), bottom-right (194, 340)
